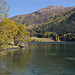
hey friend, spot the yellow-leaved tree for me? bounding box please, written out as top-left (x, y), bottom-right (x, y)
top-left (0, 0), bottom-right (9, 21)
top-left (14, 23), bottom-right (30, 45)
top-left (0, 19), bottom-right (18, 45)
top-left (0, 19), bottom-right (30, 46)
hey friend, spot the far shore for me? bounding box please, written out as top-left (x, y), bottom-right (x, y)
top-left (30, 37), bottom-right (55, 42)
top-left (30, 37), bottom-right (75, 42)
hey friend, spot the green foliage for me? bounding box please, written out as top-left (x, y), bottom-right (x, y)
top-left (30, 8), bottom-right (75, 41)
top-left (60, 33), bottom-right (75, 41)
top-left (27, 28), bottom-right (38, 37)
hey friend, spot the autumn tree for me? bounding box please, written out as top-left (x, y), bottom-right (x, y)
top-left (14, 23), bottom-right (30, 45)
top-left (0, 0), bottom-right (9, 21)
top-left (0, 19), bottom-right (30, 46)
top-left (0, 19), bottom-right (18, 45)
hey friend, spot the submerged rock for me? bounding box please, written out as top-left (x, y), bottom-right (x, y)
top-left (17, 42), bottom-right (25, 48)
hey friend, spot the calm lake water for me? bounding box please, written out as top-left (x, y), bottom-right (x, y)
top-left (0, 42), bottom-right (75, 75)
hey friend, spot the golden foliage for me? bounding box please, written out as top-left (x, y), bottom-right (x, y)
top-left (0, 19), bottom-right (30, 45)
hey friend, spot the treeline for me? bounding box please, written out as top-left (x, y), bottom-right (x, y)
top-left (28, 8), bottom-right (75, 41)
top-left (0, 19), bottom-right (30, 46)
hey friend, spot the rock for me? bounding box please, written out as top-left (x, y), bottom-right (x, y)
top-left (17, 42), bottom-right (25, 48)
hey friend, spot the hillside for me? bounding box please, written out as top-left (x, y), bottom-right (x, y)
top-left (33, 8), bottom-right (75, 35)
top-left (29, 8), bottom-right (75, 41)
top-left (10, 6), bottom-right (74, 28)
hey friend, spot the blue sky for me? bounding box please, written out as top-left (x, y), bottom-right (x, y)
top-left (6, 0), bottom-right (75, 17)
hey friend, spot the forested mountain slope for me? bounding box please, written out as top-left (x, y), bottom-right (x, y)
top-left (30, 8), bottom-right (75, 41)
top-left (33, 8), bottom-right (75, 35)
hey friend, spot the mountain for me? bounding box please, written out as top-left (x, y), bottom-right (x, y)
top-left (32, 8), bottom-right (75, 35)
top-left (10, 5), bottom-right (75, 28)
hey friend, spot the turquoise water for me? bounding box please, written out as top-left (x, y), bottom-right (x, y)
top-left (0, 42), bottom-right (75, 75)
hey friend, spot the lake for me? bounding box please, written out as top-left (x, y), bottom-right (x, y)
top-left (0, 42), bottom-right (75, 75)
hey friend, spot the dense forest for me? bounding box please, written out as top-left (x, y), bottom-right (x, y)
top-left (29, 8), bottom-right (75, 41)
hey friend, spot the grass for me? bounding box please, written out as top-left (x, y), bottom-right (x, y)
top-left (30, 37), bottom-right (54, 42)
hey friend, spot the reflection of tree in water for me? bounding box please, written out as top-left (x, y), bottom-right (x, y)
top-left (0, 49), bottom-right (32, 72)
top-left (56, 44), bottom-right (75, 57)
top-left (40, 44), bottom-right (75, 58)
top-left (0, 43), bottom-right (75, 75)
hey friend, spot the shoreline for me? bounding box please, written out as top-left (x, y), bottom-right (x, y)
top-left (29, 41), bottom-right (75, 44)
top-left (0, 41), bottom-right (75, 55)
top-left (0, 45), bottom-right (20, 55)
top-left (30, 37), bottom-right (55, 42)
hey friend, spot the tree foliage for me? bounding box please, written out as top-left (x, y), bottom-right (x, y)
top-left (0, 0), bottom-right (9, 21)
top-left (0, 19), bottom-right (30, 45)
top-left (30, 8), bottom-right (75, 41)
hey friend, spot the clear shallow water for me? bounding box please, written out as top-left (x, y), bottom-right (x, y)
top-left (0, 42), bottom-right (75, 75)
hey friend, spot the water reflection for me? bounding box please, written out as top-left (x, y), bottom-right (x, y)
top-left (0, 42), bottom-right (75, 75)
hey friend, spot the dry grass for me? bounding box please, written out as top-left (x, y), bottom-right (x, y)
top-left (30, 37), bottom-right (54, 42)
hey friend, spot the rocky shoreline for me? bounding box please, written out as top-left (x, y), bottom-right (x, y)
top-left (0, 45), bottom-right (20, 55)
top-left (3, 46), bottom-right (20, 51)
